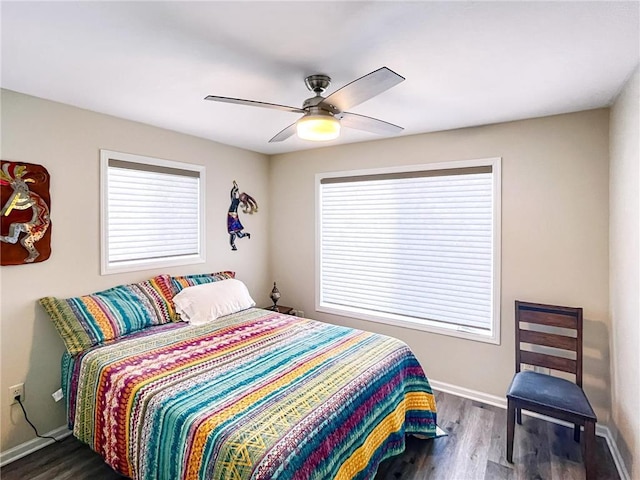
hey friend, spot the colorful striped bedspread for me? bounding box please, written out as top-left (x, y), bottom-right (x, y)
top-left (62, 308), bottom-right (437, 480)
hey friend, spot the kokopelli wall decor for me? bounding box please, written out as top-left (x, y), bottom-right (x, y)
top-left (0, 161), bottom-right (52, 265)
top-left (227, 180), bottom-right (258, 251)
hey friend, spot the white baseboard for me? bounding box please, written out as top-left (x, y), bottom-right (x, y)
top-left (430, 379), bottom-right (508, 409)
top-left (0, 425), bottom-right (71, 467)
top-left (430, 379), bottom-right (630, 480)
top-left (599, 426), bottom-right (631, 480)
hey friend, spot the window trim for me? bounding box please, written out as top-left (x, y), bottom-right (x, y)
top-left (100, 149), bottom-right (206, 275)
top-left (315, 157), bottom-right (501, 344)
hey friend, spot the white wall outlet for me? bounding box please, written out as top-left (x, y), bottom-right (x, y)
top-left (52, 388), bottom-right (64, 402)
top-left (9, 383), bottom-right (24, 405)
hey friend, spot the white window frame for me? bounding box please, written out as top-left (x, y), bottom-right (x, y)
top-left (315, 157), bottom-right (501, 344)
top-left (100, 149), bottom-right (206, 275)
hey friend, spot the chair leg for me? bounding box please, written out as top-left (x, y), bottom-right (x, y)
top-left (583, 420), bottom-right (596, 480)
top-left (574, 424), bottom-right (580, 442)
top-left (507, 399), bottom-right (515, 463)
top-left (516, 407), bottom-right (522, 425)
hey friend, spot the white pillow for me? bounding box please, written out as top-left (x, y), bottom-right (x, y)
top-left (173, 278), bottom-right (256, 325)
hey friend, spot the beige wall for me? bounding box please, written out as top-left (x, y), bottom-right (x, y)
top-left (270, 109), bottom-right (611, 421)
top-left (0, 90), bottom-right (271, 451)
top-left (609, 66), bottom-right (639, 478)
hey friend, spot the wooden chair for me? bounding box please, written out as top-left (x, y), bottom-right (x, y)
top-left (506, 301), bottom-right (597, 480)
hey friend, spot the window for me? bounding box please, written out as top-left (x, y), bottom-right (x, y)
top-left (316, 158), bottom-right (501, 343)
top-left (100, 150), bottom-right (205, 275)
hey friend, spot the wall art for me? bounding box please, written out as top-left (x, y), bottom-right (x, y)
top-left (227, 180), bottom-right (258, 251)
top-left (0, 160), bottom-right (51, 265)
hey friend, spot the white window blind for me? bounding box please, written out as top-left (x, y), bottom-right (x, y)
top-left (101, 150), bottom-right (205, 274)
top-left (318, 159), bottom-right (500, 341)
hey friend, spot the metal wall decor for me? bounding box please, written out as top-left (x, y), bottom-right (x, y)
top-left (227, 180), bottom-right (258, 251)
top-left (0, 160), bottom-right (52, 265)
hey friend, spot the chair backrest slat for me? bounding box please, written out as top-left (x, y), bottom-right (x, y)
top-left (515, 300), bottom-right (583, 386)
top-left (520, 351), bottom-right (577, 374)
top-left (518, 309), bottom-right (578, 329)
top-left (519, 330), bottom-right (577, 351)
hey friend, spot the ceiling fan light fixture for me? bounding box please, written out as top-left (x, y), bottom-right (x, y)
top-left (296, 112), bottom-right (340, 141)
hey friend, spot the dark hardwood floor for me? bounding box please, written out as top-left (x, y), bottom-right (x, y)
top-left (1, 391), bottom-right (619, 480)
top-left (376, 391), bottom-right (619, 480)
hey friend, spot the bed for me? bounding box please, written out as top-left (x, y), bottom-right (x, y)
top-left (44, 275), bottom-right (437, 480)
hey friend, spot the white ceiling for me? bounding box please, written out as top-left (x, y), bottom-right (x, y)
top-left (2, 1), bottom-right (639, 155)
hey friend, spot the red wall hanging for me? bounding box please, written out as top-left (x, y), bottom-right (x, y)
top-left (0, 160), bottom-right (52, 265)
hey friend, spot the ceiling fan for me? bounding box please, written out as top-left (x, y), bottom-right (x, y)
top-left (205, 66), bottom-right (405, 143)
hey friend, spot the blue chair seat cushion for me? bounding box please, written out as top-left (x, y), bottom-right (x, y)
top-left (507, 371), bottom-right (596, 420)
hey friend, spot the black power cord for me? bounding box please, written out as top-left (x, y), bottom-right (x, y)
top-left (15, 396), bottom-right (62, 443)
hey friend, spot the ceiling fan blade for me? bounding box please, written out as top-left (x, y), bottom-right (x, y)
top-left (204, 95), bottom-right (304, 114)
top-left (339, 112), bottom-right (404, 135)
top-left (269, 122), bottom-right (298, 143)
top-left (323, 67), bottom-right (405, 112)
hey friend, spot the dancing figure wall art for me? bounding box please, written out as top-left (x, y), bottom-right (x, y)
top-left (0, 161), bottom-right (52, 265)
top-left (227, 180), bottom-right (258, 251)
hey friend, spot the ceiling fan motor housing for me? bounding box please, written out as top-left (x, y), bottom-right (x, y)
top-left (303, 75), bottom-right (339, 114)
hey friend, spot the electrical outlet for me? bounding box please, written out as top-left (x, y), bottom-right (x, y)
top-left (9, 383), bottom-right (24, 405)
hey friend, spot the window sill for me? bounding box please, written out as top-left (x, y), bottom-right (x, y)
top-left (316, 303), bottom-right (500, 345)
top-left (101, 254), bottom-right (205, 275)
